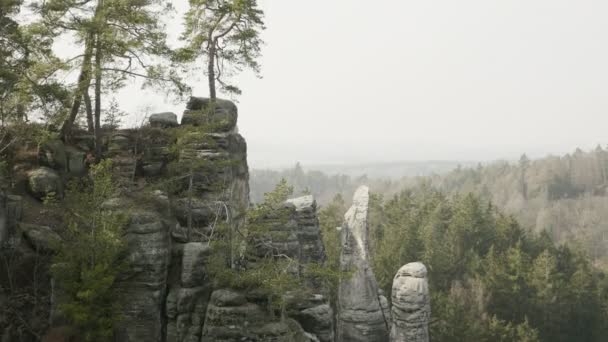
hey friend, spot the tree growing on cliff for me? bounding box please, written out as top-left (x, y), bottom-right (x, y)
top-left (34, 0), bottom-right (186, 151)
top-left (51, 160), bottom-right (128, 341)
top-left (0, 0), bottom-right (69, 125)
top-left (179, 0), bottom-right (265, 100)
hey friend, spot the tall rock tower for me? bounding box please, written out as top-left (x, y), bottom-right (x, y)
top-left (337, 186), bottom-right (390, 342)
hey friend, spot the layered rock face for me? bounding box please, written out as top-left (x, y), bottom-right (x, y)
top-left (201, 194), bottom-right (334, 342)
top-left (390, 262), bottom-right (430, 342)
top-left (112, 209), bottom-right (171, 342)
top-left (337, 186), bottom-right (390, 342)
top-left (201, 289), bottom-right (311, 342)
top-left (36, 97), bottom-right (250, 342)
top-left (2, 95), bottom-right (435, 341)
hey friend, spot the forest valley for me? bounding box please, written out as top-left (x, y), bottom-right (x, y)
top-left (1, 1), bottom-right (608, 342)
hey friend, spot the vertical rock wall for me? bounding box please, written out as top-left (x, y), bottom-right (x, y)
top-left (337, 186), bottom-right (389, 342)
top-left (112, 209), bottom-right (171, 342)
top-left (163, 97), bottom-right (250, 342)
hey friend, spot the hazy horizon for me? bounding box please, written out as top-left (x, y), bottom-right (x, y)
top-left (52, 0), bottom-right (608, 169)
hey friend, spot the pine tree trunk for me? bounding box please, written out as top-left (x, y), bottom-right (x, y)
top-left (187, 172), bottom-right (193, 240)
top-left (93, 31), bottom-right (102, 161)
top-left (84, 91), bottom-right (94, 133)
top-left (208, 40), bottom-right (216, 100)
top-left (60, 31), bottom-right (95, 140)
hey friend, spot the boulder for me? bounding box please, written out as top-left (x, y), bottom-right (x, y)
top-left (27, 167), bottom-right (62, 199)
top-left (19, 223), bottom-right (61, 252)
top-left (337, 186), bottom-right (389, 342)
top-left (66, 147), bottom-right (87, 176)
top-left (108, 132), bottom-right (131, 153)
top-left (149, 112), bottom-right (178, 128)
top-left (38, 139), bottom-right (67, 172)
top-left (181, 97), bottom-right (237, 132)
top-left (390, 262), bottom-right (430, 342)
top-left (292, 303), bottom-right (334, 342)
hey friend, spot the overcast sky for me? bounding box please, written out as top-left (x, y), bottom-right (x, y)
top-left (111, 0), bottom-right (608, 168)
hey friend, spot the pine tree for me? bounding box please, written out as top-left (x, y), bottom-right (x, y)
top-left (179, 0), bottom-right (265, 99)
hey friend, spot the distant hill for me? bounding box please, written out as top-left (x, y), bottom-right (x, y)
top-left (302, 160), bottom-right (479, 178)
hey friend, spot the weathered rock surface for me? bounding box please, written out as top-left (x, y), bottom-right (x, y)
top-left (19, 223), bottom-right (61, 253)
top-left (150, 112), bottom-right (178, 128)
top-left (0, 192), bottom-right (7, 246)
top-left (113, 210), bottom-right (171, 342)
top-left (286, 195), bottom-right (326, 265)
top-left (390, 262), bottom-right (430, 342)
top-left (38, 139), bottom-right (67, 172)
top-left (165, 242), bottom-right (213, 342)
top-left (163, 97), bottom-right (249, 341)
top-left (201, 289), bottom-right (310, 342)
top-left (27, 167), bottom-right (62, 199)
top-left (337, 186), bottom-right (389, 342)
top-left (288, 299), bottom-right (334, 342)
top-left (181, 97), bottom-right (238, 132)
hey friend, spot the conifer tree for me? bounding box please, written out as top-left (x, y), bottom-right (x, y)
top-left (179, 0), bottom-right (265, 99)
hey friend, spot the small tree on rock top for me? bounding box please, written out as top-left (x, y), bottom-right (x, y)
top-left (179, 0), bottom-right (265, 100)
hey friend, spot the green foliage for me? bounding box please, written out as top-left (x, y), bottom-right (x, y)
top-left (369, 186), bottom-right (608, 342)
top-left (318, 194), bottom-right (346, 274)
top-left (51, 160), bottom-right (128, 341)
top-left (205, 179), bottom-right (342, 320)
top-left (0, 0), bottom-right (69, 124)
top-left (179, 0), bottom-right (265, 98)
top-left (101, 98), bottom-right (127, 129)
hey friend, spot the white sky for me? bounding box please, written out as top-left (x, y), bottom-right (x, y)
top-left (105, 1), bottom-right (608, 168)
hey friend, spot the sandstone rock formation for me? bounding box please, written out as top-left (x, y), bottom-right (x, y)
top-left (112, 209), bottom-right (171, 342)
top-left (181, 96), bottom-right (238, 132)
top-left (201, 289), bottom-right (311, 342)
top-left (390, 262), bottom-right (430, 342)
top-left (337, 186), bottom-right (390, 342)
top-left (249, 194), bottom-right (334, 341)
top-left (18, 223), bottom-right (61, 253)
top-left (27, 167), bottom-right (62, 199)
top-left (150, 112), bottom-right (179, 128)
top-left (2, 97), bottom-right (347, 342)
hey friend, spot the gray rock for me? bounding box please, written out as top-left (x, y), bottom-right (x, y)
top-left (66, 147), bottom-right (87, 176)
top-left (0, 192), bottom-right (6, 246)
top-left (181, 97), bottom-right (238, 132)
top-left (114, 210), bottom-right (171, 342)
top-left (181, 242), bottom-right (210, 287)
top-left (27, 167), bottom-right (62, 199)
top-left (108, 133), bottom-right (131, 152)
top-left (390, 262), bottom-right (430, 342)
top-left (39, 139), bottom-right (67, 172)
top-left (2, 195), bottom-right (22, 247)
top-left (149, 112), bottom-right (178, 128)
top-left (19, 223), bottom-right (61, 252)
top-left (201, 289), bottom-right (309, 342)
top-left (337, 186), bottom-right (389, 342)
top-left (142, 162), bottom-right (164, 177)
top-left (293, 304), bottom-right (334, 342)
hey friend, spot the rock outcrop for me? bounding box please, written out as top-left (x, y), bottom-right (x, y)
top-left (165, 242), bottom-right (213, 342)
top-left (337, 186), bottom-right (389, 342)
top-left (2, 96), bottom-right (359, 342)
top-left (27, 167), bottom-right (62, 199)
top-left (201, 289), bottom-right (311, 342)
top-left (390, 262), bottom-right (430, 342)
top-left (150, 112), bottom-right (179, 128)
top-left (112, 209), bottom-right (171, 342)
